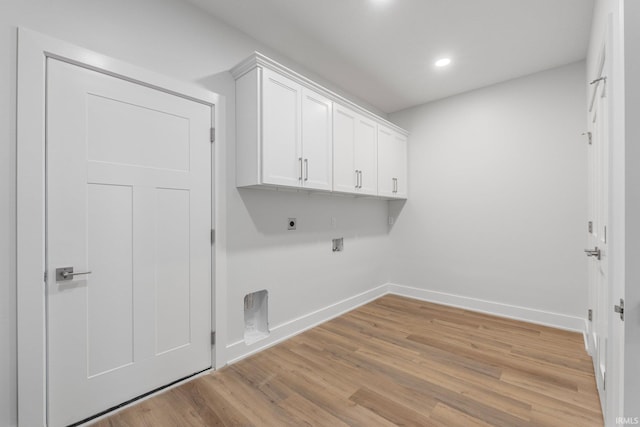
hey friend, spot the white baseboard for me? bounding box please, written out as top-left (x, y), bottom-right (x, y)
top-left (387, 283), bottom-right (585, 333)
top-left (225, 282), bottom-right (587, 366)
top-left (225, 284), bottom-right (388, 364)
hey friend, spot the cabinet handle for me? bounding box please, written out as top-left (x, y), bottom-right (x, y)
top-left (355, 170), bottom-right (359, 189)
top-left (304, 159), bottom-right (309, 181)
top-left (299, 157), bottom-right (303, 181)
top-left (393, 177), bottom-right (397, 193)
top-left (359, 171), bottom-right (363, 189)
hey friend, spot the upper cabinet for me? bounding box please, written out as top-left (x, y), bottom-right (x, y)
top-left (237, 67), bottom-right (333, 190)
top-left (232, 52), bottom-right (408, 199)
top-left (301, 87), bottom-right (333, 191)
top-left (378, 125), bottom-right (408, 199)
top-left (260, 69), bottom-right (302, 188)
top-left (333, 104), bottom-right (378, 196)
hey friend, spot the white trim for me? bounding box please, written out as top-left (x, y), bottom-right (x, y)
top-left (225, 284), bottom-right (388, 364)
top-left (387, 283), bottom-right (586, 332)
top-left (584, 319), bottom-right (592, 354)
top-left (17, 28), bottom-right (221, 426)
top-left (230, 52), bottom-right (409, 137)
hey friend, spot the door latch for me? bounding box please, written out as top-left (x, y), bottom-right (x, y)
top-left (614, 299), bottom-right (624, 321)
top-left (584, 247), bottom-right (601, 260)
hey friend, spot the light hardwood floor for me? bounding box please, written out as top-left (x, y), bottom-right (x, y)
top-left (94, 295), bottom-right (603, 426)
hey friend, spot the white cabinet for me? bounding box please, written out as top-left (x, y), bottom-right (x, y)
top-left (301, 88), bottom-right (333, 191)
top-left (333, 104), bottom-right (378, 196)
top-left (261, 68), bottom-right (302, 187)
top-left (233, 53), bottom-right (407, 199)
top-left (236, 67), bottom-right (332, 191)
top-left (378, 125), bottom-right (408, 199)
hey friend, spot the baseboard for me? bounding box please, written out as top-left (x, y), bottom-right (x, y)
top-left (225, 284), bottom-right (388, 364)
top-left (387, 283), bottom-right (585, 333)
top-left (225, 282), bottom-right (586, 366)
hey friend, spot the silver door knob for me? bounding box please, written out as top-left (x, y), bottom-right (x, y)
top-left (56, 267), bottom-right (92, 281)
top-left (584, 247), bottom-right (601, 260)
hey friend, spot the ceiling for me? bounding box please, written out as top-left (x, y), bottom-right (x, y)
top-left (187, 0), bottom-right (594, 113)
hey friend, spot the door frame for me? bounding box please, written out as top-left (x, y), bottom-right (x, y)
top-left (17, 28), bottom-right (225, 426)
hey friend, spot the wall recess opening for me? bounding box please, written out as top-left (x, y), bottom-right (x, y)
top-left (244, 290), bottom-right (269, 344)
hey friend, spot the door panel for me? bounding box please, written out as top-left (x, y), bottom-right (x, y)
top-left (87, 94), bottom-right (190, 170)
top-left (155, 188), bottom-right (192, 354)
top-left (355, 115), bottom-right (378, 196)
top-left (333, 105), bottom-right (357, 193)
top-left (301, 88), bottom-right (333, 191)
top-left (87, 184), bottom-right (134, 377)
top-left (377, 126), bottom-right (395, 197)
top-left (262, 68), bottom-right (302, 187)
top-left (47, 58), bottom-right (212, 427)
top-left (394, 133), bottom-right (408, 198)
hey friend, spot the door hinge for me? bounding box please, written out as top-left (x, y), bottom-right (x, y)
top-left (588, 221), bottom-right (593, 234)
top-left (210, 127), bottom-right (215, 143)
top-left (211, 331), bottom-right (216, 345)
top-left (582, 131), bottom-right (592, 145)
top-left (588, 309), bottom-right (593, 322)
top-left (614, 299), bottom-right (624, 321)
top-left (211, 229), bottom-right (215, 244)
top-left (43, 270), bottom-right (48, 282)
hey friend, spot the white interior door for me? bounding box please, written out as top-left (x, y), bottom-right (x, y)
top-left (46, 58), bottom-right (212, 427)
top-left (587, 70), bottom-right (609, 413)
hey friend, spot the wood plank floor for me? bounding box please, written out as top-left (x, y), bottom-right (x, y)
top-left (94, 295), bottom-right (603, 426)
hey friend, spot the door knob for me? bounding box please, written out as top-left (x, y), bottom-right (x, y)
top-left (584, 247), bottom-right (601, 260)
top-left (56, 267), bottom-right (92, 281)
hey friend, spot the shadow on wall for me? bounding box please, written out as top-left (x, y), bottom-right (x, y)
top-left (196, 70), bottom-right (235, 98)
top-left (228, 187), bottom-right (391, 251)
top-left (388, 199), bottom-right (406, 232)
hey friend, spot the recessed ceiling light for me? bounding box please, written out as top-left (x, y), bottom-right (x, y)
top-left (370, 0), bottom-right (392, 7)
top-left (435, 58), bottom-right (451, 67)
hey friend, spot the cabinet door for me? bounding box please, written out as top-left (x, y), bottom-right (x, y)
top-left (333, 104), bottom-right (357, 193)
top-left (377, 125), bottom-right (396, 197)
top-left (355, 115), bottom-right (378, 196)
top-left (262, 68), bottom-right (302, 187)
top-left (378, 125), bottom-right (407, 199)
top-left (393, 132), bottom-right (408, 198)
top-left (301, 88), bottom-right (333, 191)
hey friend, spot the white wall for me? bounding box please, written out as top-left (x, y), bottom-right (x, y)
top-left (0, 1), bottom-right (390, 425)
top-left (388, 62), bottom-right (588, 323)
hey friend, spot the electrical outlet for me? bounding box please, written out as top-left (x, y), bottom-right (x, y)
top-left (288, 218), bottom-right (297, 230)
top-left (332, 237), bottom-right (344, 252)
